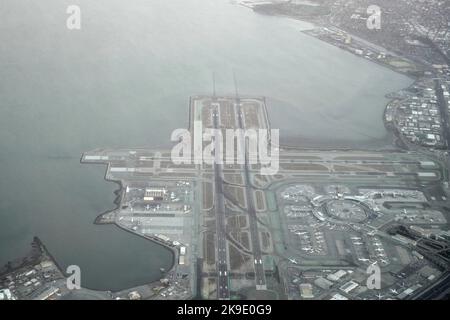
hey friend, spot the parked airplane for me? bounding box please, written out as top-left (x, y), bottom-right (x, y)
top-left (358, 258), bottom-right (370, 262)
top-left (373, 243), bottom-right (382, 247)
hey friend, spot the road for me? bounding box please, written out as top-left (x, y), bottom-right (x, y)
top-left (411, 272), bottom-right (450, 300)
top-left (434, 79), bottom-right (450, 148)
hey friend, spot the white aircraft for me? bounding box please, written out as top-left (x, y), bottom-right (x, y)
top-left (358, 258), bottom-right (370, 262)
top-left (289, 258), bottom-right (298, 264)
top-left (390, 289), bottom-right (398, 295)
top-left (376, 293), bottom-right (384, 300)
top-left (373, 243), bottom-right (382, 247)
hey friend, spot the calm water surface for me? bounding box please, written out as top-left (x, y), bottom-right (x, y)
top-left (0, 0), bottom-right (411, 290)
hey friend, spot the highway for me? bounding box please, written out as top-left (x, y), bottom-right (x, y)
top-left (235, 100), bottom-right (267, 290)
top-left (411, 272), bottom-right (450, 300)
top-left (212, 105), bottom-right (230, 300)
top-left (434, 79), bottom-right (450, 148)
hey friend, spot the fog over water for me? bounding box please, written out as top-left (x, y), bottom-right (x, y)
top-left (0, 0), bottom-right (411, 290)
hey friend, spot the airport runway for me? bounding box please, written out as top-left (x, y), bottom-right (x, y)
top-left (212, 105), bottom-right (230, 299)
top-left (236, 100), bottom-right (267, 290)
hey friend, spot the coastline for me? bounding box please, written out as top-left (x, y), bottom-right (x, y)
top-left (268, 17), bottom-right (432, 153)
top-left (0, 236), bottom-right (64, 277)
top-left (80, 155), bottom-right (178, 294)
top-left (242, 2), bottom-right (426, 152)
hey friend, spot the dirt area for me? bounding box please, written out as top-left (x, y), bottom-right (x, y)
top-left (202, 182), bottom-right (214, 210)
top-left (280, 163), bottom-right (328, 171)
top-left (224, 173), bottom-right (244, 185)
top-left (224, 185), bottom-right (247, 209)
top-left (255, 190), bottom-right (267, 212)
top-left (242, 102), bottom-right (260, 129)
top-left (229, 243), bottom-right (252, 270)
top-left (219, 100), bottom-right (236, 128)
top-left (204, 231), bottom-right (216, 266)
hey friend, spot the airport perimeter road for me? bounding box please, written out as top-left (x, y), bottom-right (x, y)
top-left (212, 105), bottom-right (230, 299)
top-left (435, 79), bottom-right (450, 148)
top-left (235, 100), bottom-right (267, 290)
top-left (411, 272), bottom-right (450, 300)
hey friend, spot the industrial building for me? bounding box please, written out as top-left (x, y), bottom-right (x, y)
top-left (144, 188), bottom-right (167, 201)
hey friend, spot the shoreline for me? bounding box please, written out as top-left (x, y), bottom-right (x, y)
top-left (301, 29), bottom-right (421, 79)
top-left (262, 16), bottom-right (436, 154)
top-left (242, 2), bottom-right (427, 153)
top-left (80, 156), bottom-right (178, 294)
top-left (0, 236), bottom-right (64, 278)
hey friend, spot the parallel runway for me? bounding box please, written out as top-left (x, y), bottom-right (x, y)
top-left (212, 106), bottom-right (230, 299)
top-left (236, 100), bottom-right (267, 290)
